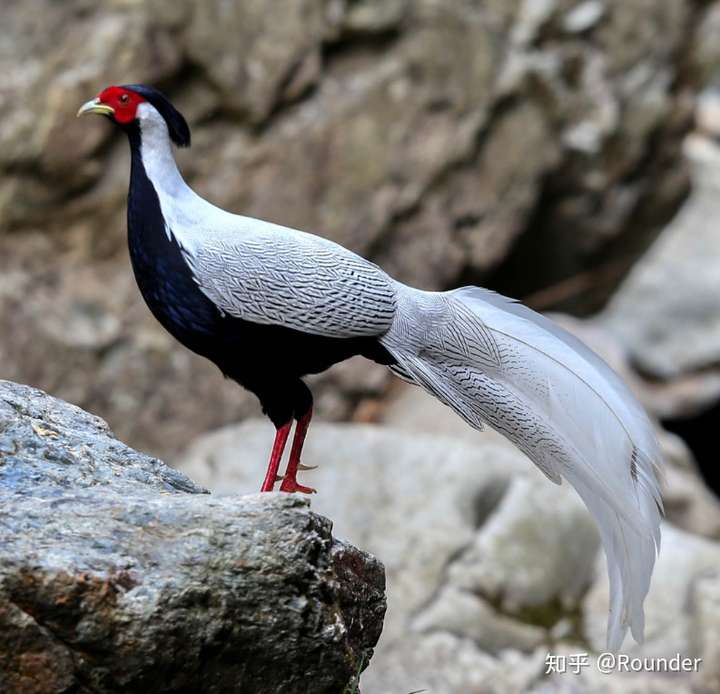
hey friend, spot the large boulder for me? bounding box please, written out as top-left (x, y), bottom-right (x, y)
top-left (1, 0), bottom-right (716, 456)
top-left (0, 380), bottom-right (386, 694)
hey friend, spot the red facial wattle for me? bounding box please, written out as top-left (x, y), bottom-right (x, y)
top-left (97, 86), bottom-right (146, 124)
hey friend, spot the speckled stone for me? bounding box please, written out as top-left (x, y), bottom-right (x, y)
top-left (0, 380), bottom-right (385, 694)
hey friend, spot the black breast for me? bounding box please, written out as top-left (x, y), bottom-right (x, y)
top-left (124, 128), bottom-right (396, 392)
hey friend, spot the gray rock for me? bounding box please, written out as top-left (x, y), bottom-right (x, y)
top-left (447, 475), bottom-right (599, 615)
top-left (563, 1), bottom-right (606, 33)
top-left (185, 0), bottom-right (330, 122)
top-left (411, 585), bottom-right (548, 654)
top-left (601, 189), bottom-right (720, 378)
top-left (662, 455), bottom-right (720, 540)
top-left (0, 381), bottom-right (385, 694)
top-left (555, 313), bottom-right (720, 420)
top-left (362, 632), bottom-right (546, 694)
top-left (689, 571), bottom-right (720, 693)
top-left (600, 95), bottom-right (720, 383)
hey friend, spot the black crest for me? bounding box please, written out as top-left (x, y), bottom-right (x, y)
top-left (122, 84), bottom-right (191, 148)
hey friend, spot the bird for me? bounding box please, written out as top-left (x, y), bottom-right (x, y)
top-left (78, 84), bottom-right (662, 650)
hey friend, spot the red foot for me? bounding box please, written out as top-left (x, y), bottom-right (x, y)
top-left (278, 478), bottom-right (316, 494)
top-left (278, 409), bottom-right (314, 495)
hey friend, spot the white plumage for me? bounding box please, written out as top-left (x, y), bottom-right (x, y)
top-left (140, 99), bottom-right (664, 650)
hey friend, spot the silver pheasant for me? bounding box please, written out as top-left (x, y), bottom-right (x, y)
top-left (78, 84), bottom-right (663, 651)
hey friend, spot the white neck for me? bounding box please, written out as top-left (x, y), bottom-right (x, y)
top-left (137, 106), bottom-right (189, 198)
top-left (133, 102), bottom-right (235, 247)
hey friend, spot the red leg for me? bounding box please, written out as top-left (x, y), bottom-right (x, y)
top-left (279, 409), bottom-right (315, 494)
top-left (260, 421), bottom-right (292, 492)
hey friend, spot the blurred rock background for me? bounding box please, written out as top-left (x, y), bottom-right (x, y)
top-left (2, 0), bottom-right (720, 692)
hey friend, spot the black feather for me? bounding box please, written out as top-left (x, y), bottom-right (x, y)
top-left (121, 84), bottom-right (191, 147)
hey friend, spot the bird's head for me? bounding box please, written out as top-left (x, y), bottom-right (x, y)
top-left (77, 84), bottom-right (191, 147)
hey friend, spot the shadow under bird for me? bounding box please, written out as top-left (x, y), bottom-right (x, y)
top-left (78, 84), bottom-right (663, 651)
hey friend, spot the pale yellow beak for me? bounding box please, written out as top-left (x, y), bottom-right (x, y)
top-left (76, 98), bottom-right (115, 118)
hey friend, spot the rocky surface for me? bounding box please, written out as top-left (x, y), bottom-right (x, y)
top-left (2, 0), bottom-right (716, 456)
top-left (177, 389), bottom-right (720, 693)
top-left (0, 380), bottom-right (385, 694)
top-left (598, 90), bottom-right (720, 419)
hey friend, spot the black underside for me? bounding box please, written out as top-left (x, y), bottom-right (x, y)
top-left (125, 124), bottom-right (395, 427)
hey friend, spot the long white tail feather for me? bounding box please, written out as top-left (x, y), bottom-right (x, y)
top-left (381, 285), bottom-right (663, 650)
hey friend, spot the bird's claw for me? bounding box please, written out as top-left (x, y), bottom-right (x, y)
top-left (279, 478), bottom-right (317, 494)
top-left (298, 463), bottom-right (318, 471)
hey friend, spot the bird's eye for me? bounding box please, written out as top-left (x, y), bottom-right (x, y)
top-left (119, 93), bottom-right (129, 104)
